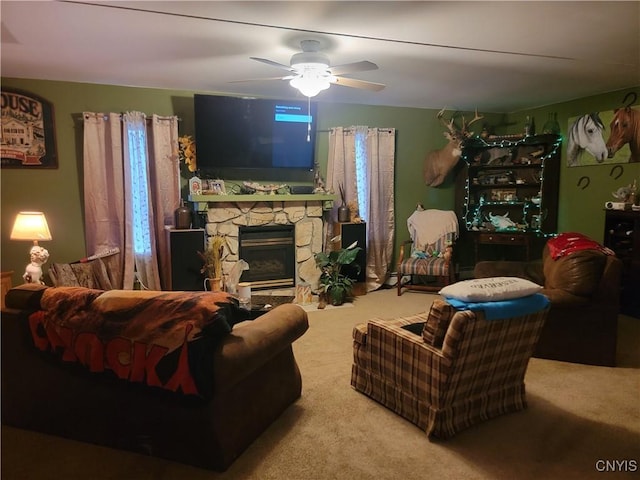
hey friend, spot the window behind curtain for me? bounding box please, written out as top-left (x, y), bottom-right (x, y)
top-left (125, 117), bottom-right (153, 260)
top-left (355, 129), bottom-right (369, 223)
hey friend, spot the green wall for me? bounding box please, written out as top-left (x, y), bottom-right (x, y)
top-left (1, 77), bottom-right (638, 286)
top-left (511, 89), bottom-right (640, 240)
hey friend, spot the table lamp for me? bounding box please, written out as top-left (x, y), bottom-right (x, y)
top-left (10, 211), bottom-right (52, 284)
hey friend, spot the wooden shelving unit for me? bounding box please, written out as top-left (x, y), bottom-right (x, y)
top-left (455, 134), bottom-right (561, 268)
top-left (603, 209), bottom-right (640, 318)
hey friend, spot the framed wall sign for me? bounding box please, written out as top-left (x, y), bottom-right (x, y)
top-left (1, 88), bottom-right (58, 168)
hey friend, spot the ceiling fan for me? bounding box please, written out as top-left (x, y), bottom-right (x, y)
top-left (233, 39), bottom-right (386, 97)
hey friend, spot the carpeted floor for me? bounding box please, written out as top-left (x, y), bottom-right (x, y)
top-left (2, 288), bottom-right (639, 479)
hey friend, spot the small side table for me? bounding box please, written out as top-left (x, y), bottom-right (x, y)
top-left (1, 271), bottom-right (14, 309)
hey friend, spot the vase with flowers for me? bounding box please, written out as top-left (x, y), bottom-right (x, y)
top-left (198, 235), bottom-right (225, 291)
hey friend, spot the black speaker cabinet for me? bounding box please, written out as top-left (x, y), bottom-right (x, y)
top-left (333, 222), bottom-right (367, 292)
top-left (166, 228), bottom-right (205, 291)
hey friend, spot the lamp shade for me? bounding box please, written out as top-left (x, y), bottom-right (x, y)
top-left (10, 211), bottom-right (52, 242)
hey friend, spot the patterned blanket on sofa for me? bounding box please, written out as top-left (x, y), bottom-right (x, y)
top-left (27, 287), bottom-right (248, 398)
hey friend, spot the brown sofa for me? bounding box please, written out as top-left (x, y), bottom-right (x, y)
top-left (474, 242), bottom-right (622, 366)
top-left (1, 284), bottom-right (308, 471)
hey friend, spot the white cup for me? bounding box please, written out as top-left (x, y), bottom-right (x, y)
top-left (238, 282), bottom-right (251, 308)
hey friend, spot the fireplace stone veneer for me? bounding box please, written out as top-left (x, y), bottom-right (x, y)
top-left (202, 200), bottom-right (326, 291)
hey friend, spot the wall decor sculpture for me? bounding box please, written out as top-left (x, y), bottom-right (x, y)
top-left (1, 87), bottom-right (58, 168)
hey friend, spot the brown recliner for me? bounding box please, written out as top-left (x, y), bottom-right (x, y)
top-left (474, 242), bottom-right (622, 367)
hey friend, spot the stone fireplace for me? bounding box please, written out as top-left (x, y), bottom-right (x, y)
top-left (200, 198), bottom-right (330, 291)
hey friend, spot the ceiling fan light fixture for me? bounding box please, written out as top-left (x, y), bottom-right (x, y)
top-left (245, 40), bottom-right (384, 96)
top-left (290, 49), bottom-right (330, 68)
top-left (290, 75), bottom-right (330, 97)
top-left (289, 63), bottom-right (333, 97)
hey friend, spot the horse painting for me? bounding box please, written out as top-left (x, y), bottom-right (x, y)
top-left (567, 113), bottom-right (607, 166)
top-left (606, 106), bottom-right (640, 163)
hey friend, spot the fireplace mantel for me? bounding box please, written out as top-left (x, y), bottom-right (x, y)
top-left (188, 193), bottom-right (335, 203)
top-left (188, 193), bottom-right (336, 211)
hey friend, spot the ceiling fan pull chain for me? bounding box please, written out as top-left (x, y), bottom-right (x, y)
top-left (307, 95), bottom-right (311, 142)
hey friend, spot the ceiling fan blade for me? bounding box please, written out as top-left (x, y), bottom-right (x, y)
top-left (228, 76), bottom-right (294, 84)
top-left (331, 76), bottom-right (386, 91)
top-left (328, 61), bottom-right (378, 76)
top-left (250, 57), bottom-right (294, 72)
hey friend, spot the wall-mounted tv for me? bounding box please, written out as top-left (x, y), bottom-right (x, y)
top-left (194, 94), bottom-right (317, 183)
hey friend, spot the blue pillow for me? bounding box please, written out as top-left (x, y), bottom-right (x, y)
top-left (443, 293), bottom-right (549, 320)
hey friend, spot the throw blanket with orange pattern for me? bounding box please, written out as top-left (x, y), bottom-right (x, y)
top-left (27, 287), bottom-right (246, 398)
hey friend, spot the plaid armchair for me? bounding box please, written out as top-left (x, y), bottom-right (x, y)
top-left (396, 232), bottom-right (456, 295)
top-left (351, 300), bottom-right (549, 439)
top-left (396, 209), bottom-right (458, 295)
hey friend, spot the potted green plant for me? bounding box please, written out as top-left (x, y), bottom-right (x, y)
top-left (314, 238), bottom-right (362, 306)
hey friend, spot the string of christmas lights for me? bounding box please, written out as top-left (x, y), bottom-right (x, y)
top-left (461, 134), bottom-right (562, 234)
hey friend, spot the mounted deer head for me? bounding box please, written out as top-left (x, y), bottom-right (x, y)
top-left (423, 108), bottom-right (484, 187)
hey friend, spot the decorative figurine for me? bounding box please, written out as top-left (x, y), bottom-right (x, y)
top-left (486, 212), bottom-right (517, 230)
top-left (347, 200), bottom-right (362, 223)
top-left (23, 245), bottom-right (50, 284)
top-left (313, 163), bottom-right (326, 193)
top-left (629, 179), bottom-right (637, 205)
top-left (189, 174), bottom-right (202, 195)
top-left (611, 185), bottom-right (631, 202)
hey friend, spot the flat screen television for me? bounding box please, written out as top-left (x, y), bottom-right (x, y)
top-left (194, 94), bottom-right (317, 183)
